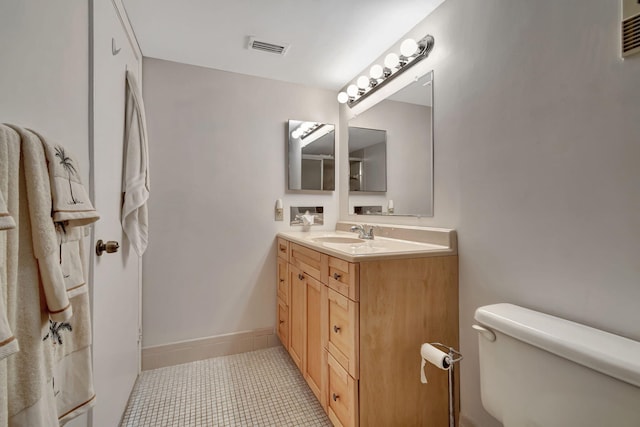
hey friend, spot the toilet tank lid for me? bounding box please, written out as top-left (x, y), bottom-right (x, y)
top-left (475, 303), bottom-right (640, 388)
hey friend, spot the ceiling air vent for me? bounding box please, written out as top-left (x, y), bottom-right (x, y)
top-left (622, 0), bottom-right (640, 57)
top-left (247, 37), bottom-right (290, 56)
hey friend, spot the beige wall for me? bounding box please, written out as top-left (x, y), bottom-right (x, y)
top-left (0, 2), bottom-right (89, 426)
top-left (339, 1), bottom-right (640, 425)
top-left (0, 0), bottom-right (89, 184)
top-left (141, 58), bottom-right (339, 347)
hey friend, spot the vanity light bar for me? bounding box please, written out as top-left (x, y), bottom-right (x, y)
top-left (291, 122), bottom-right (320, 139)
top-left (300, 124), bottom-right (332, 148)
top-left (337, 35), bottom-right (434, 108)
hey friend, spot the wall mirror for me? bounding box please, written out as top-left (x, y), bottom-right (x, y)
top-left (287, 120), bottom-right (336, 192)
top-left (348, 71), bottom-right (433, 216)
top-left (349, 127), bottom-right (387, 192)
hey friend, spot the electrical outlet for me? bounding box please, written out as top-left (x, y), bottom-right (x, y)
top-left (275, 209), bottom-right (283, 221)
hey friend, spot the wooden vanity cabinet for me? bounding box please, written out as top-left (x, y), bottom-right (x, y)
top-left (358, 257), bottom-right (459, 427)
top-left (286, 242), bottom-right (329, 409)
top-left (276, 239), bottom-right (290, 351)
top-left (304, 272), bottom-right (328, 408)
top-left (288, 265), bottom-right (305, 371)
top-left (327, 288), bottom-right (358, 379)
top-left (276, 237), bottom-right (459, 427)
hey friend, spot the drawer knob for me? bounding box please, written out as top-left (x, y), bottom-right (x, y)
top-left (333, 325), bottom-right (341, 333)
top-left (333, 273), bottom-right (342, 280)
top-left (332, 393), bottom-right (339, 402)
top-left (298, 273), bottom-right (305, 280)
top-left (279, 245), bottom-right (286, 252)
top-left (279, 320), bottom-right (285, 324)
top-left (279, 279), bottom-right (285, 283)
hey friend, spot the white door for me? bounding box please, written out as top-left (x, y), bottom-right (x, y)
top-left (90, 1), bottom-right (142, 425)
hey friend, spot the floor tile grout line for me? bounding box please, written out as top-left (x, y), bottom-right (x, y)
top-left (120, 346), bottom-right (331, 427)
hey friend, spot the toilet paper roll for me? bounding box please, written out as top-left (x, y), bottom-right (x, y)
top-left (420, 343), bottom-right (451, 384)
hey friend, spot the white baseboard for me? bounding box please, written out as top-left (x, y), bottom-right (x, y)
top-left (142, 328), bottom-right (280, 370)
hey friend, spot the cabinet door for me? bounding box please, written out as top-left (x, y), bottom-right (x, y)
top-left (288, 265), bottom-right (305, 370)
top-left (277, 257), bottom-right (289, 305)
top-left (276, 298), bottom-right (289, 349)
top-left (304, 277), bottom-right (327, 409)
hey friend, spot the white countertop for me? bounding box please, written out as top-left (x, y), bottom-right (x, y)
top-left (278, 225), bottom-right (456, 262)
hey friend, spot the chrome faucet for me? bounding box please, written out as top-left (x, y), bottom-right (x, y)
top-left (350, 224), bottom-right (374, 240)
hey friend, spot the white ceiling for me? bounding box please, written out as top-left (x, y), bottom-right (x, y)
top-left (123, 0), bottom-right (445, 90)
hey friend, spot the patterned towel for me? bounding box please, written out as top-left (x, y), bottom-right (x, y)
top-left (31, 131), bottom-right (99, 227)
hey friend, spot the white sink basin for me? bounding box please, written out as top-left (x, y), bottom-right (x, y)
top-left (311, 236), bottom-right (365, 244)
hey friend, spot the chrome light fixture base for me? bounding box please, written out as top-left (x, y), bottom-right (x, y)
top-left (338, 35), bottom-right (435, 108)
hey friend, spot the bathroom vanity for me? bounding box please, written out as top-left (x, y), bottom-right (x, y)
top-left (276, 222), bottom-right (459, 427)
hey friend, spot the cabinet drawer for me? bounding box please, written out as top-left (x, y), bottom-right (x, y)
top-left (277, 237), bottom-right (289, 261)
top-left (327, 352), bottom-right (358, 427)
top-left (328, 256), bottom-right (359, 301)
top-left (290, 242), bottom-right (328, 283)
top-left (277, 258), bottom-right (289, 304)
top-left (277, 298), bottom-right (289, 349)
top-left (327, 288), bottom-right (359, 378)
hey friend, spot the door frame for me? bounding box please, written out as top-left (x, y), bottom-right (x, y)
top-left (88, 0), bottom-right (144, 375)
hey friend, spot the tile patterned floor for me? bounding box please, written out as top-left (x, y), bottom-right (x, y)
top-left (120, 346), bottom-right (332, 426)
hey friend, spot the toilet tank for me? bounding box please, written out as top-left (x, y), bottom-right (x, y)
top-left (474, 303), bottom-right (640, 427)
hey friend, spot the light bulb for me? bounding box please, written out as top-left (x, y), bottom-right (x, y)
top-left (369, 64), bottom-right (383, 79)
top-left (337, 92), bottom-right (349, 104)
top-left (384, 53), bottom-right (399, 69)
top-left (400, 38), bottom-right (419, 57)
top-left (346, 84), bottom-right (358, 97)
top-left (357, 75), bottom-right (370, 89)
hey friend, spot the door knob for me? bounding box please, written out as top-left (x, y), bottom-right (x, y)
top-left (96, 240), bottom-right (120, 256)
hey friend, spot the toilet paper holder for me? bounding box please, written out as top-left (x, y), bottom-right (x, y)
top-left (422, 342), bottom-right (463, 427)
top-left (429, 342), bottom-right (463, 365)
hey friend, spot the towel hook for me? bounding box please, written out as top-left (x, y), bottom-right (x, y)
top-left (112, 38), bottom-right (121, 56)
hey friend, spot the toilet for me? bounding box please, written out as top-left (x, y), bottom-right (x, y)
top-left (474, 303), bottom-right (640, 427)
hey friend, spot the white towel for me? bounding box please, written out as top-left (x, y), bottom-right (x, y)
top-left (3, 124), bottom-right (97, 426)
top-left (49, 288), bottom-right (95, 425)
top-left (56, 225), bottom-right (88, 298)
top-left (30, 131), bottom-right (97, 423)
top-left (0, 126), bottom-right (19, 364)
top-left (9, 126), bottom-right (72, 322)
top-left (0, 193), bottom-right (16, 231)
top-left (53, 228), bottom-right (95, 424)
top-left (2, 124), bottom-right (58, 427)
top-left (122, 70), bottom-right (150, 256)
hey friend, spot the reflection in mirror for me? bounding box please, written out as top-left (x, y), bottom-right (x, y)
top-left (349, 127), bottom-right (387, 192)
top-left (348, 71), bottom-right (433, 217)
top-left (287, 120), bottom-right (335, 191)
